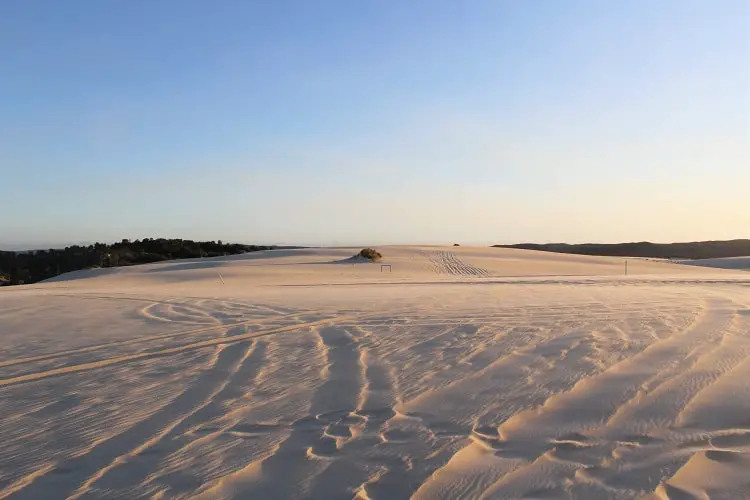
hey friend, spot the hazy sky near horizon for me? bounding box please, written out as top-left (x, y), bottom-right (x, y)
top-left (2, 1), bottom-right (748, 248)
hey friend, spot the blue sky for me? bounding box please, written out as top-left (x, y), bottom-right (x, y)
top-left (1, 1), bottom-right (748, 248)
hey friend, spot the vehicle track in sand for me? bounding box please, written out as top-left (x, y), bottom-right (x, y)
top-left (3, 283), bottom-right (749, 499)
top-left (0, 316), bottom-right (353, 388)
top-left (0, 310), bottom-right (302, 371)
top-left (411, 294), bottom-right (750, 499)
top-left (425, 251), bottom-right (490, 277)
top-left (3, 339), bottom-right (271, 500)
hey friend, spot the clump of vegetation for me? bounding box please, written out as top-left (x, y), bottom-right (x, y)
top-left (453, 243), bottom-right (461, 246)
top-left (357, 248), bottom-right (383, 261)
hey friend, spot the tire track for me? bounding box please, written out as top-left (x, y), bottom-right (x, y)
top-left (404, 297), bottom-right (732, 498)
top-left (404, 329), bottom-right (595, 499)
top-left (424, 251), bottom-right (490, 277)
top-left (199, 325), bottom-right (366, 499)
top-left (0, 311), bottom-right (303, 371)
top-left (68, 340), bottom-right (270, 498)
top-left (0, 316), bottom-right (352, 388)
top-left (602, 308), bottom-right (748, 436)
top-left (6, 340), bottom-right (260, 500)
top-left (141, 299), bottom-right (294, 325)
top-left (468, 296), bottom-right (735, 496)
top-left (495, 297), bottom-right (733, 446)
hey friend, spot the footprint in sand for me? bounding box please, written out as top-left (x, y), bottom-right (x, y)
top-left (324, 423), bottom-right (353, 439)
top-left (308, 436), bottom-right (338, 458)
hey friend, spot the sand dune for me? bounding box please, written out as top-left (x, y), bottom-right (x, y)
top-left (1, 246), bottom-right (749, 499)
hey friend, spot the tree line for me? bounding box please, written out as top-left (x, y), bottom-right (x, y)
top-left (494, 239), bottom-right (750, 260)
top-left (0, 238), bottom-right (279, 286)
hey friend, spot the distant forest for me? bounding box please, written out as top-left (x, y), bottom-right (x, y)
top-left (495, 239), bottom-right (750, 260)
top-left (0, 238), bottom-right (281, 286)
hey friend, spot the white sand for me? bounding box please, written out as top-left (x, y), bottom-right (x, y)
top-left (1, 246), bottom-right (749, 499)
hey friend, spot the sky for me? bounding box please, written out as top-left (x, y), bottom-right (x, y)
top-left (1, 0), bottom-right (748, 248)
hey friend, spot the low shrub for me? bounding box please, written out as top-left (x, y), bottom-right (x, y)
top-left (357, 248), bottom-right (383, 261)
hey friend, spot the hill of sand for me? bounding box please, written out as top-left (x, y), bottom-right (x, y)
top-left (1, 246), bottom-right (749, 499)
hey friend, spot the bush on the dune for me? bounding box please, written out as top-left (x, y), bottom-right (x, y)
top-left (357, 248), bottom-right (383, 261)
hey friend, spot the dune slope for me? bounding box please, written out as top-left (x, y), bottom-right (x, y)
top-left (1, 246), bottom-right (749, 499)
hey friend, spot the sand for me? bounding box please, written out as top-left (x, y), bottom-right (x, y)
top-left (1, 246), bottom-right (749, 499)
